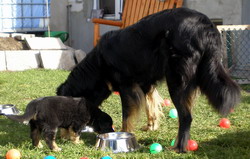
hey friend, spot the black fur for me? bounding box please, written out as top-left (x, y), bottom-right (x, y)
top-left (6, 96), bottom-right (114, 151)
top-left (57, 8), bottom-right (240, 152)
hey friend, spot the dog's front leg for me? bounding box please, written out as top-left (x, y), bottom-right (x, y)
top-left (44, 127), bottom-right (62, 151)
top-left (119, 84), bottom-right (146, 132)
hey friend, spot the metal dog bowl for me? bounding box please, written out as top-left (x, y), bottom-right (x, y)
top-left (95, 132), bottom-right (140, 153)
top-left (0, 104), bottom-right (19, 115)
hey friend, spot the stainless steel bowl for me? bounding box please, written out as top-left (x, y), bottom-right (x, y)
top-left (0, 104), bottom-right (19, 115)
top-left (95, 132), bottom-right (140, 153)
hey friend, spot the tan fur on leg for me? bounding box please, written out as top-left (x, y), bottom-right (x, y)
top-left (122, 84), bottom-right (146, 132)
top-left (143, 86), bottom-right (164, 131)
top-left (52, 141), bottom-right (61, 151)
top-left (68, 127), bottom-right (82, 144)
top-left (60, 128), bottom-right (69, 139)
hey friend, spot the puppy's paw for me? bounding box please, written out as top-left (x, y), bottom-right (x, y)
top-left (73, 139), bottom-right (83, 144)
top-left (52, 147), bottom-right (62, 152)
top-left (37, 142), bottom-right (44, 148)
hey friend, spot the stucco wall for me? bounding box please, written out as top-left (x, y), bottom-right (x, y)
top-left (50, 0), bottom-right (68, 32)
top-left (184, 0), bottom-right (242, 24)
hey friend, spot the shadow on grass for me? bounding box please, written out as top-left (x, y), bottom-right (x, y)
top-left (194, 130), bottom-right (250, 158)
top-left (0, 117), bottom-right (30, 146)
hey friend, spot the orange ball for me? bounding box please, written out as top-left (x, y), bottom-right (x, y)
top-left (5, 149), bottom-right (21, 159)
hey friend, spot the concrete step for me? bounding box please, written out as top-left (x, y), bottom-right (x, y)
top-left (26, 37), bottom-right (67, 50)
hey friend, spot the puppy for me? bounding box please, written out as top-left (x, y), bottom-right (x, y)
top-left (6, 96), bottom-right (114, 151)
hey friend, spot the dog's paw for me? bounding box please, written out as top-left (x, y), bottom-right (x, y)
top-left (52, 147), bottom-right (62, 152)
top-left (37, 142), bottom-right (44, 148)
top-left (141, 124), bottom-right (158, 131)
top-left (170, 146), bottom-right (187, 153)
top-left (73, 139), bottom-right (83, 144)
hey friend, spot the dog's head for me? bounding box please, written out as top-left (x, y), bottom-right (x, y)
top-left (88, 109), bottom-right (114, 134)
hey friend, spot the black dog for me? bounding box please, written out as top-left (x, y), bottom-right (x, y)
top-left (57, 8), bottom-right (240, 153)
top-left (6, 96), bottom-right (114, 151)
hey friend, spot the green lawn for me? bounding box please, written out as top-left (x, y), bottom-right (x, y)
top-left (0, 69), bottom-right (249, 159)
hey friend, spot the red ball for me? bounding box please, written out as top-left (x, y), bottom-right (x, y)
top-left (187, 140), bottom-right (198, 151)
top-left (162, 99), bottom-right (171, 106)
top-left (113, 91), bottom-right (120, 95)
top-left (80, 157), bottom-right (89, 159)
top-left (219, 118), bottom-right (231, 128)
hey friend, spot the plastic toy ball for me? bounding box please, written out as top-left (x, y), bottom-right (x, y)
top-left (187, 140), bottom-right (198, 151)
top-left (163, 99), bottom-right (171, 106)
top-left (219, 118), bottom-right (231, 128)
top-left (170, 139), bottom-right (175, 147)
top-left (44, 156), bottom-right (56, 159)
top-left (149, 143), bottom-right (163, 154)
top-left (5, 149), bottom-right (21, 159)
top-left (101, 156), bottom-right (112, 159)
top-left (169, 108), bottom-right (178, 118)
top-left (113, 91), bottom-right (120, 95)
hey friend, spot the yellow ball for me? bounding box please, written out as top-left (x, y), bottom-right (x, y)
top-left (5, 149), bottom-right (21, 159)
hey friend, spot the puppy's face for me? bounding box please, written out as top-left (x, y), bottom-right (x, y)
top-left (89, 111), bottom-right (114, 134)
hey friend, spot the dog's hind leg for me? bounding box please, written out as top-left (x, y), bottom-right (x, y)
top-left (30, 120), bottom-right (43, 148)
top-left (165, 60), bottom-right (198, 153)
top-left (60, 128), bottom-right (70, 140)
top-left (119, 83), bottom-right (146, 132)
top-left (142, 86), bottom-right (164, 131)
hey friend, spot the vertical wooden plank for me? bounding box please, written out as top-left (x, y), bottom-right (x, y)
top-left (93, 23), bottom-right (100, 46)
top-left (158, 1), bottom-right (165, 12)
top-left (142, 0), bottom-right (151, 17)
top-left (163, 0), bottom-right (170, 10)
top-left (121, 0), bottom-right (129, 28)
top-left (123, 0), bottom-right (134, 28)
top-left (153, 0), bottom-right (160, 13)
top-left (134, 0), bottom-right (143, 23)
top-left (138, 0), bottom-right (147, 20)
top-left (168, 0), bottom-right (175, 9)
top-left (176, 0), bottom-right (183, 8)
top-left (149, 0), bottom-right (156, 15)
top-left (128, 0), bottom-right (138, 26)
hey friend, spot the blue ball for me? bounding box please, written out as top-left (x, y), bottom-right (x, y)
top-left (44, 156), bottom-right (56, 159)
top-left (101, 156), bottom-right (112, 159)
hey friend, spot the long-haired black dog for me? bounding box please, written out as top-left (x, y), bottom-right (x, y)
top-left (57, 8), bottom-right (240, 153)
top-left (6, 96), bottom-right (114, 151)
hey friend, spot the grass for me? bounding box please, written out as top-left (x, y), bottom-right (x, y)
top-left (0, 69), bottom-right (249, 159)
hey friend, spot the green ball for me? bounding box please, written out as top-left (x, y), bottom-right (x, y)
top-left (150, 143), bottom-right (163, 154)
top-left (169, 109), bottom-right (178, 118)
top-left (170, 139), bottom-right (175, 146)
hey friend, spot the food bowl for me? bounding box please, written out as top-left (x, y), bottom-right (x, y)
top-left (0, 104), bottom-right (19, 115)
top-left (95, 132), bottom-right (140, 153)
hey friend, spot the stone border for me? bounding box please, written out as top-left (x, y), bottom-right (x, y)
top-left (0, 49), bottom-right (86, 71)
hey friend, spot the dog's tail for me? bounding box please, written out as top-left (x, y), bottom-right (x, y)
top-left (197, 30), bottom-right (241, 116)
top-left (5, 100), bottom-right (38, 124)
